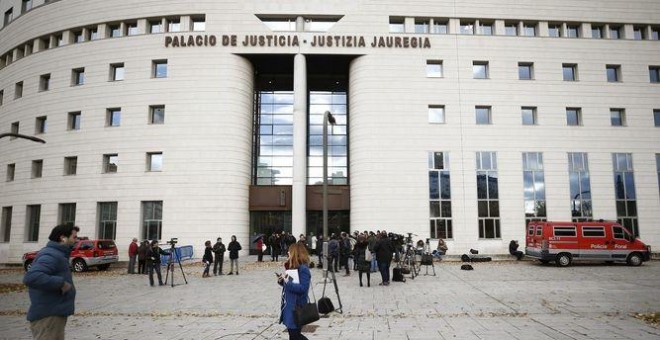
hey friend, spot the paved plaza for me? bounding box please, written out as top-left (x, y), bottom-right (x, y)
top-left (0, 257), bottom-right (659, 340)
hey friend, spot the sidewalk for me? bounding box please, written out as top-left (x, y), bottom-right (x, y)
top-left (0, 258), bottom-right (659, 339)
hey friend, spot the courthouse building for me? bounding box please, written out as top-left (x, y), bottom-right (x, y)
top-left (1, 0), bottom-right (659, 263)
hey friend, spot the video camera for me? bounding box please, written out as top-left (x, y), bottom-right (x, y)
top-left (387, 233), bottom-right (405, 247)
top-left (167, 238), bottom-right (178, 247)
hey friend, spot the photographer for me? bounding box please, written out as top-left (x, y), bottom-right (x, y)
top-left (227, 235), bottom-right (242, 275)
top-left (373, 232), bottom-right (395, 286)
top-left (212, 237), bottom-right (226, 275)
top-left (147, 240), bottom-right (167, 287)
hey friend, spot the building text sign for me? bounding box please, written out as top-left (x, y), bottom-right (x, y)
top-left (164, 34), bottom-right (431, 49)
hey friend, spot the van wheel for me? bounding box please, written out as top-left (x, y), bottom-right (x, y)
top-left (556, 253), bottom-right (572, 267)
top-left (626, 253), bottom-right (643, 267)
top-left (72, 259), bottom-right (88, 272)
top-left (24, 260), bottom-right (33, 272)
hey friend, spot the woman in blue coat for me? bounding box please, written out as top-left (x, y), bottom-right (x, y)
top-left (277, 242), bottom-right (311, 340)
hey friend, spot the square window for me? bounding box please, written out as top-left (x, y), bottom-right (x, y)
top-left (609, 26), bottom-right (621, 39)
top-left (522, 23), bottom-right (536, 36)
top-left (432, 20), bottom-right (448, 34)
top-left (518, 63), bottom-right (533, 80)
top-left (68, 111), bottom-right (81, 130)
top-left (650, 66), bottom-right (660, 83)
top-left (566, 108), bottom-right (582, 126)
top-left (426, 60), bottom-right (443, 77)
top-left (563, 64), bottom-right (577, 81)
top-left (654, 109), bottom-right (660, 127)
top-left (652, 27), bottom-right (659, 40)
top-left (110, 63), bottom-right (124, 81)
top-left (72, 68), bottom-right (85, 85)
top-left (103, 154), bottom-right (118, 173)
top-left (460, 20), bottom-right (474, 35)
top-left (147, 152), bottom-right (163, 171)
top-left (150, 20), bottom-right (163, 33)
top-left (592, 25), bottom-right (603, 38)
top-left (127, 22), bottom-right (138, 36)
top-left (107, 108), bottom-right (121, 127)
top-left (606, 65), bottom-right (621, 82)
top-left (610, 109), bottom-right (625, 126)
top-left (476, 106), bottom-right (491, 124)
top-left (505, 23), bottom-right (517, 36)
top-left (479, 22), bottom-right (493, 35)
top-left (548, 24), bottom-right (561, 37)
top-left (153, 60), bottom-right (167, 78)
top-left (22, 0), bottom-right (33, 13)
top-left (473, 61), bottom-right (488, 79)
top-left (566, 25), bottom-right (580, 38)
top-left (168, 18), bottom-right (180, 32)
top-left (89, 28), bottom-right (99, 40)
top-left (633, 26), bottom-right (645, 40)
top-left (428, 105), bottom-right (445, 124)
top-left (64, 156), bottom-right (77, 175)
top-left (150, 105), bottom-right (165, 124)
top-left (31, 160), bottom-right (43, 178)
top-left (6, 164), bottom-right (15, 182)
top-left (522, 107), bottom-right (537, 125)
top-left (39, 74), bottom-right (50, 91)
top-left (389, 18), bottom-right (404, 33)
top-left (73, 31), bottom-right (84, 43)
top-left (192, 17), bottom-right (206, 31)
top-left (35, 116), bottom-right (47, 134)
top-left (15, 81), bottom-right (23, 99)
top-left (109, 24), bottom-right (121, 38)
top-left (415, 19), bottom-right (430, 33)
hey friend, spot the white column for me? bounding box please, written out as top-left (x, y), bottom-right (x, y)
top-left (292, 54), bottom-right (307, 238)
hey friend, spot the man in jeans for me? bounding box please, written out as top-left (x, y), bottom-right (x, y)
top-left (23, 224), bottom-right (79, 340)
top-left (127, 238), bottom-right (138, 274)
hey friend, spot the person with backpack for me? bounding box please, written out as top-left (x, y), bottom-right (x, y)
top-left (212, 237), bottom-right (226, 275)
top-left (227, 235), bottom-right (242, 275)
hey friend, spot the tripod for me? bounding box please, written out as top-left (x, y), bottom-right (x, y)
top-left (400, 245), bottom-right (419, 279)
top-left (321, 242), bottom-right (343, 314)
top-left (164, 243), bottom-right (188, 287)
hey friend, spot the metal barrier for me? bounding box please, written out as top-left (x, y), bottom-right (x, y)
top-left (160, 245), bottom-right (194, 266)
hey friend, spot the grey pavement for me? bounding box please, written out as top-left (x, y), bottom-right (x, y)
top-left (1, 257), bottom-right (659, 340)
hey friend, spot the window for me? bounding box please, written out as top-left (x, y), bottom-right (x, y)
top-left (39, 74), bottom-right (50, 91)
top-left (518, 62), bottom-right (533, 80)
top-left (22, 0), bottom-right (33, 13)
top-left (11, 122), bottom-right (19, 137)
top-left (477, 152), bottom-right (500, 239)
top-left (257, 91), bottom-right (295, 185)
top-left (566, 108), bottom-right (582, 126)
top-left (150, 20), bottom-right (163, 33)
top-left (609, 26), bottom-right (621, 39)
top-left (1, 207), bottom-right (11, 242)
top-left (504, 22), bottom-right (517, 36)
top-left (64, 156), bottom-right (77, 175)
top-left (110, 63), bottom-right (125, 81)
top-left (4, 8), bottom-right (13, 27)
top-left (429, 152), bottom-right (452, 239)
top-left (68, 111), bottom-right (81, 130)
top-left (152, 60), bottom-right (167, 78)
top-left (650, 66), bottom-right (660, 83)
top-left (150, 105), bottom-right (165, 124)
top-left (432, 20), bottom-right (448, 34)
top-left (26, 205), bottom-right (40, 242)
top-left (35, 116), bottom-right (47, 134)
top-left (192, 16), bottom-right (206, 31)
top-left (654, 109), bottom-right (660, 127)
top-left (307, 91), bottom-right (348, 185)
top-left (606, 65), bottom-right (621, 82)
top-left (478, 22), bottom-right (493, 35)
top-left (98, 202), bottom-right (118, 240)
top-left (563, 64), bottom-right (578, 81)
top-left (107, 108), bottom-right (121, 127)
top-left (583, 227), bottom-right (605, 237)
top-left (167, 18), bottom-right (181, 32)
top-left (613, 153), bottom-right (638, 236)
top-left (126, 22), bottom-right (138, 36)
top-left (656, 154), bottom-right (660, 197)
top-left (522, 107), bottom-right (537, 125)
top-left (548, 24), bottom-right (561, 37)
top-left (6, 164), bottom-right (15, 182)
top-left (610, 109), bottom-right (625, 126)
top-left (633, 26), bottom-right (645, 40)
top-left (553, 227), bottom-right (576, 237)
top-left (475, 106), bottom-right (491, 125)
top-left (73, 30), bottom-right (84, 43)
top-left (262, 17), bottom-right (296, 31)
top-left (142, 201), bottom-right (163, 240)
top-left (89, 27), bottom-right (99, 40)
top-left (31, 160), bottom-right (43, 178)
top-left (592, 25), bottom-right (603, 38)
top-left (15, 81), bottom-right (23, 99)
top-left (652, 27), bottom-right (659, 40)
top-left (103, 154), bottom-right (118, 173)
top-left (522, 23), bottom-right (536, 36)
top-left (72, 68), bottom-right (85, 85)
top-left (0, 90), bottom-right (3, 105)
top-left (566, 25), bottom-right (580, 38)
top-left (147, 152), bottom-right (163, 171)
top-left (56, 34), bottom-right (64, 47)
top-left (415, 19), bottom-right (430, 33)
top-left (58, 203), bottom-right (76, 227)
top-left (428, 105), bottom-right (445, 124)
top-left (460, 20), bottom-right (474, 35)
top-left (426, 60), bottom-right (443, 77)
top-left (473, 61), bottom-right (488, 79)
top-left (109, 24), bottom-right (121, 38)
top-left (523, 152), bottom-right (547, 227)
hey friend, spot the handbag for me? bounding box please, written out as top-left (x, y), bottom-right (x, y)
top-left (364, 249), bottom-right (373, 262)
top-left (294, 274), bottom-right (320, 326)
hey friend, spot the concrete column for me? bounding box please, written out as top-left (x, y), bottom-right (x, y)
top-left (292, 54), bottom-right (307, 237)
top-left (538, 22), bottom-right (549, 37)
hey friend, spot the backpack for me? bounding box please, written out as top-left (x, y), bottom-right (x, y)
top-left (461, 264), bottom-right (474, 270)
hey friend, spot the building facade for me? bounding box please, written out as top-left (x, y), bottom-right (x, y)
top-left (1, 0), bottom-right (659, 263)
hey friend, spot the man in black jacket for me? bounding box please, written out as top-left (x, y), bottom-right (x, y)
top-left (146, 240), bottom-right (168, 286)
top-left (212, 237), bottom-right (226, 275)
top-left (372, 232), bottom-right (395, 286)
top-left (509, 240), bottom-right (524, 260)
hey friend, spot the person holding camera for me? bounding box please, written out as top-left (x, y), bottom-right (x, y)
top-left (147, 240), bottom-right (167, 286)
top-left (212, 237), bottom-right (226, 275)
top-left (227, 235), bottom-right (242, 275)
top-left (277, 243), bottom-right (311, 340)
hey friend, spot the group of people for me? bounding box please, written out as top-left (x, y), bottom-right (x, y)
top-left (202, 236), bottom-right (242, 277)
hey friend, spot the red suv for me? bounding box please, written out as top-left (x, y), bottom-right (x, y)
top-left (23, 238), bottom-right (119, 272)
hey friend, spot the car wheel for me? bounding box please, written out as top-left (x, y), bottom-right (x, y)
top-left (97, 264), bottom-right (111, 271)
top-left (24, 260), bottom-right (33, 272)
top-left (626, 253), bottom-right (643, 267)
top-left (72, 258), bottom-right (88, 272)
top-left (556, 253), bottom-right (572, 267)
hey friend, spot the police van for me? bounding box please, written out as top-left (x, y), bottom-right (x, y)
top-left (525, 221), bottom-right (651, 267)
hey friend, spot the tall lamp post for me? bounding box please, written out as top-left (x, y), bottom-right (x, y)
top-left (0, 133), bottom-right (46, 144)
top-left (322, 110), bottom-right (336, 271)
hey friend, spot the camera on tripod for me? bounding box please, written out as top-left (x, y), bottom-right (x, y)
top-left (167, 238), bottom-right (178, 247)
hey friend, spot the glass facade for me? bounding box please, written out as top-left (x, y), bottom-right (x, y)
top-left (477, 152), bottom-right (500, 238)
top-left (98, 202), bottom-right (117, 240)
top-left (255, 91), bottom-right (294, 185)
top-left (308, 91), bottom-right (348, 185)
top-left (613, 153), bottom-right (639, 236)
top-left (523, 152), bottom-right (546, 226)
top-left (429, 152), bottom-right (452, 239)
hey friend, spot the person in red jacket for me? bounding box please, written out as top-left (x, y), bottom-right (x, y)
top-left (128, 238), bottom-right (138, 274)
top-left (256, 237), bottom-right (264, 262)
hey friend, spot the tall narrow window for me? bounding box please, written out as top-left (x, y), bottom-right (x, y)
top-left (31, 160), bottom-right (43, 178)
top-left (11, 122), bottom-right (19, 137)
top-left (613, 153), bottom-right (638, 236)
top-left (563, 64), bottom-right (578, 81)
top-left (428, 105), bottom-right (445, 124)
top-left (429, 152), bottom-right (452, 239)
top-left (142, 201), bottom-right (163, 240)
top-left (4, 8), bottom-right (13, 27)
top-left (89, 27), bottom-right (99, 40)
top-left (26, 205), bottom-right (40, 242)
top-left (153, 60), bottom-right (167, 78)
top-left (477, 152), bottom-right (500, 239)
top-left (523, 152), bottom-right (546, 227)
top-left (569, 152), bottom-right (592, 222)
top-left (566, 107), bottom-right (582, 126)
top-left (147, 152), bottom-right (163, 171)
top-left (110, 63), bottom-right (125, 81)
top-left (39, 74), bottom-right (50, 91)
top-left (522, 107), bottom-right (537, 125)
top-left (473, 61), bottom-right (489, 79)
top-left (610, 108), bottom-right (625, 126)
top-left (15, 81), bottom-right (23, 99)
top-left (650, 66), bottom-right (660, 83)
top-left (518, 62), bottom-right (534, 80)
top-left (633, 26), bottom-right (645, 40)
top-left (150, 105), bottom-right (165, 124)
top-left (307, 91), bottom-right (348, 185)
top-left (107, 108), bottom-right (121, 127)
top-left (64, 156), bottom-right (77, 175)
top-left (606, 65), bottom-right (621, 82)
top-left (0, 90), bottom-right (4, 105)
top-left (426, 60), bottom-right (443, 77)
top-left (103, 154), bottom-right (118, 173)
top-left (654, 109), bottom-right (660, 127)
top-left (72, 68), bottom-right (85, 85)
top-left (652, 27), bottom-right (659, 40)
top-left (98, 202), bottom-right (118, 240)
top-left (6, 164), bottom-right (15, 182)
top-left (656, 154), bottom-right (660, 198)
top-left (256, 91), bottom-right (294, 185)
top-left (58, 203), bottom-right (76, 227)
top-left (1, 207), bottom-right (12, 242)
top-left (68, 111), bottom-right (81, 130)
top-left (35, 116), bottom-right (47, 134)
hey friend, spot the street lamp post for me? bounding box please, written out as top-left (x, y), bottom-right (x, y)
top-left (322, 110), bottom-right (336, 271)
top-left (0, 133), bottom-right (46, 143)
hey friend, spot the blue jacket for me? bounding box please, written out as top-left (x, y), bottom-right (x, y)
top-left (279, 264), bottom-right (311, 330)
top-left (23, 241), bottom-right (76, 322)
